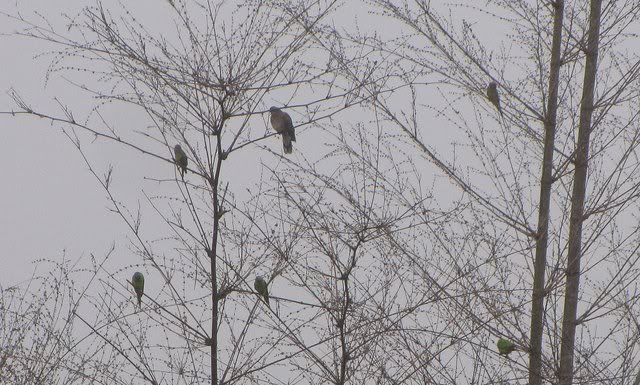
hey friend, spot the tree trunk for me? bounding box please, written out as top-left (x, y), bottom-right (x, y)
top-left (558, 0), bottom-right (602, 384)
top-left (528, 2), bottom-right (565, 385)
top-left (634, 368), bottom-right (640, 385)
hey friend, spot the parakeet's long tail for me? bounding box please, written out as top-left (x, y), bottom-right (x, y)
top-left (134, 288), bottom-right (143, 307)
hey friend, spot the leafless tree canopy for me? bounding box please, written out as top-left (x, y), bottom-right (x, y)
top-left (3, 0), bottom-right (640, 384)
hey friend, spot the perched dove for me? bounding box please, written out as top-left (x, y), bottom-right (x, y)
top-left (269, 107), bottom-right (296, 154)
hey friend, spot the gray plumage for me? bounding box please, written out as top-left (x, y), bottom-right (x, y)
top-left (269, 107), bottom-right (296, 154)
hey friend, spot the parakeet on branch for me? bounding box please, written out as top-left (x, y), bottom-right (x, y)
top-left (497, 338), bottom-right (516, 356)
top-left (487, 82), bottom-right (503, 116)
top-left (269, 107), bottom-right (296, 154)
top-left (174, 144), bottom-right (188, 178)
top-left (132, 272), bottom-right (145, 307)
top-left (254, 276), bottom-right (270, 308)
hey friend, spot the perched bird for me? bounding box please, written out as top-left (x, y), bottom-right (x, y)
top-left (174, 144), bottom-right (188, 178)
top-left (254, 276), bottom-right (270, 308)
top-left (497, 338), bottom-right (516, 356)
top-left (131, 272), bottom-right (145, 307)
top-left (486, 82), bottom-right (503, 116)
top-left (269, 106), bottom-right (296, 154)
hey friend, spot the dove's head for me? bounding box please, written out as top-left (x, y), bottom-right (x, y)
top-left (269, 106), bottom-right (279, 113)
top-left (488, 81), bottom-right (497, 89)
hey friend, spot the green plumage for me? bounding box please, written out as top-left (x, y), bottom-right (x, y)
top-left (132, 272), bottom-right (145, 307)
top-left (487, 82), bottom-right (503, 116)
top-left (254, 276), bottom-right (270, 308)
top-left (497, 338), bottom-right (515, 356)
top-left (174, 144), bottom-right (188, 178)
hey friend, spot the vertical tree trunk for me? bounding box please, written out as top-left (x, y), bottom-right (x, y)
top-left (210, 118), bottom-right (226, 385)
top-left (558, 1), bottom-right (602, 384)
top-left (634, 368), bottom-right (640, 385)
top-left (528, 2), bottom-right (565, 385)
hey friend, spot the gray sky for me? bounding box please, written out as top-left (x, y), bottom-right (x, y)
top-left (0, 0), bottom-right (388, 285)
top-left (0, 0), bottom-right (509, 293)
top-left (0, 1), bottom-right (174, 285)
top-left (4, 1), bottom-right (640, 385)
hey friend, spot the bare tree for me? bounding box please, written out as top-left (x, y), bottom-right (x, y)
top-left (2, 0), bottom-right (405, 384)
top-left (5, 0), bottom-right (640, 384)
top-left (2, 0), bottom-right (362, 383)
top-left (558, 1), bottom-right (603, 384)
top-left (315, 0), bottom-right (640, 383)
top-left (529, 1), bottom-right (565, 383)
top-left (0, 255), bottom-right (128, 385)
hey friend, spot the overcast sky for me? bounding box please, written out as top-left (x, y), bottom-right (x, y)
top-left (6, 2), bottom-right (640, 385)
top-left (0, 0), bottom-right (507, 286)
top-left (0, 0), bottom-right (381, 285)
top-left (0, 1), bottom-right (206, 286)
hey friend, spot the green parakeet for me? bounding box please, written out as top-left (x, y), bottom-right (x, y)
top-left (254, 276), bottom-right (270, 308)
top-left (497, 338), bottom-right (516, 356)
top-left (487, 82), bottom-right (503, 117)
top-left (174, 144), bottom-right (188, 178)
top-left (132, 272), bottom-right (145, 307)
top-left (269, 107), bottom-right (296, 154)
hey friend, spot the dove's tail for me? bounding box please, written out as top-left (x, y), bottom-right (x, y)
top-left (282, 135), bottom-right (293, 154)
